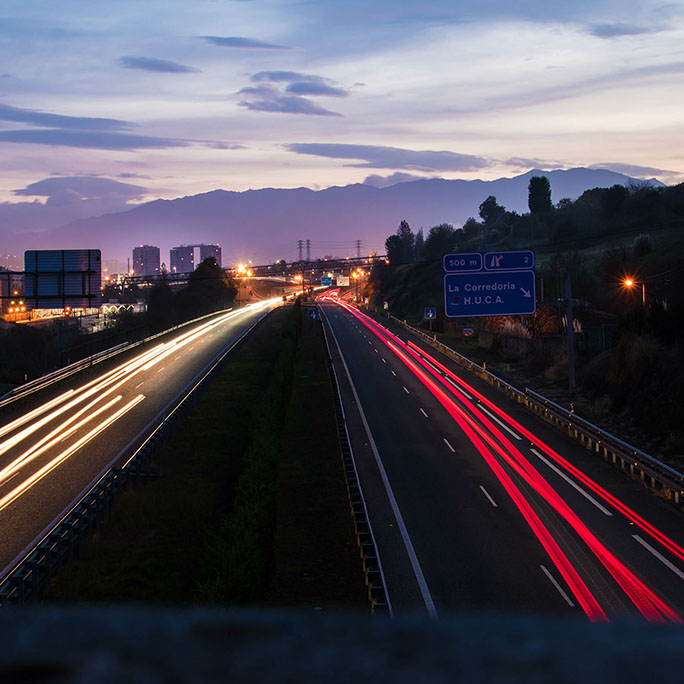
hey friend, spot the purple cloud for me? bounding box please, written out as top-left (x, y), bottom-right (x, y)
top-left (251, 71), bottom-right (349, 97)
top-left (119, 56), bottom-right (200, 73)
top-left (201, 35), bottom-right (292, 50)
top-left (588, 162), bottom-right (678, 177)
top-left (286, 143), bottom-right (488, 171)
top-left (13, 176), bottom-right (147, 200)
top-left (239, 85), bottom-right (342, 117)
top-left (0, 103), bottom-right (129, 131)
top-left (363, 172), bottom-right (430, 187)
top-left (0, 129), bottom-right (188, 149)
top-left (589, 23), bottom-right (658, 38)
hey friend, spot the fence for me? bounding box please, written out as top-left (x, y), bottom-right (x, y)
top-left (388, 315), bottom-right (684, 509)
top-left (318, 305), bottom-right (390, 614)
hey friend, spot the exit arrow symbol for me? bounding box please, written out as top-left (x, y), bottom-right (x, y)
top-left (521, 288), bottom-right (531, 298)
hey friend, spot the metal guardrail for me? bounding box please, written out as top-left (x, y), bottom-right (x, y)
top-left (319, 305), bottom-right (390, 614)
top-left (387, 314), bottom-right (684, 508)
top-left (0, 308), bottom-right (234, 410)
top-left (0, 311), bottom-right (269, 605)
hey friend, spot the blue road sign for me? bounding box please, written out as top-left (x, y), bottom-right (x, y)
top-left (444, 270), bottom-right (536, 318)
top-left (308, 309), bottom-right (320, 320)
top-left (483, 250), bottom-right (535, 271)
top-left (321, 276), bottom-right (332, 286)
top-left (424, 307), bottom-right (437, 319)
top-left (443, 252), bottom-right (482, 273)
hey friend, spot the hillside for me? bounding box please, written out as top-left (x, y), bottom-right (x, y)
top-left (32, 168), bottom-right (656, 264)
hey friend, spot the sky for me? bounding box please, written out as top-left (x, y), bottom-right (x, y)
top-left (1, 0), bottom-right (684, 219)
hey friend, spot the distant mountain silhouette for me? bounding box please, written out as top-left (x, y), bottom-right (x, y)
top-left (42, 168), bottom-right (663, 264)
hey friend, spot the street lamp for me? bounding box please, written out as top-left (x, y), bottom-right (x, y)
top-left (623, 277), bottom-right (645, 306)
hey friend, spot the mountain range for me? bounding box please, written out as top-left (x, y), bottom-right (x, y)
top-left (8, 168), bottom-right (663, 265)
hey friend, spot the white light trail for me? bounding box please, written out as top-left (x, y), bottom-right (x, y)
top-left (0, 394), bottom-right (145, 512)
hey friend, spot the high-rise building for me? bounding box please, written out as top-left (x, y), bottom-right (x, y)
top-left (170, 245), bottom-right (194, 273)
top-left (132, 245), bottom-right (160, 277)
top-left (199, 244), bottom-right (222, 267)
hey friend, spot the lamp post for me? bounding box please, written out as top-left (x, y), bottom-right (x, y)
top-left (623, 278), bottom-right (645, 306)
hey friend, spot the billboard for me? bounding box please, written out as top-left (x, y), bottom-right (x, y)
top-left (24, 249), bottom-right (102, 309)
top-left (337, 275), bottom-right (350, 286)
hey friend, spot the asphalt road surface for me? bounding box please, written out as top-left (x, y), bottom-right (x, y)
top-left (321, 297), bottom-right (684, 623)
top-left (0, 300), bottom-right (279, 579)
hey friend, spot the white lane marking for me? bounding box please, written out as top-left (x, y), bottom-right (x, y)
top-left (443, 438), bottom-right (455, 453)
top-left (368, 340), bottom-right (372, 345)
top-left (420, 408), bottom-right (428, 418)
top-left (374, 348), bottom-right (378, 353)
top-left (391, 370), bottom-right (397, 377)
top-left (446, 376), bottom-right (472, 399)
top-left (382, 358), bottom-right (387, 364)
top-left (403, 386), bottom-right (410, 394)
top-left (156, 366), bottom-right (166, 374)
top-left (540, 565), bottom-right (575, 607)
top-left (530, 449), bottom-right (613, 516)
top-left (135, 382), bottom-right (145, 389)
top-left (323, 310), bottom-right (434, 617)
top-left (479, 485), bottom-right (498, 507)
top-left (633, 535), bottom-right (684, 582)
top-left (478, 405), bottom-right (522, 440)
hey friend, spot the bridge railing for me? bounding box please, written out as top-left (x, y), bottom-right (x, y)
top-left (387, 314), bottom-right (684, 509)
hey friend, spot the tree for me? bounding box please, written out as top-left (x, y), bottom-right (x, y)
top-left (600, 184), bottom-right (628, 219)
top-left (461, 217), bottom-right (481, 238)
top-left (176, 257), bottom-right (236, 320)
top-left (414, 228), bottom-right (425, 259)
top-left (478, 196), bottom-right (505, 225)
top-left (528, 176), bottom-right (552, 214)
top-left (423, 223), bottom-right (457, 261)
top-left (385, 219), bottom-right (415, 264)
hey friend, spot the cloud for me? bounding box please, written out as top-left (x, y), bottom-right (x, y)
top-left (250, 71), bottom-right (350, 97)
top-left (201, 35), bottom-right (292, 50)
top-left (286, 143), bottom-right (489, 172)
top-left (118, 56), bottom-right (200, 73)
top-left (238, 71), bottom-right (349, 116)
top-left (363, 172), bottom-right (431, 187)
top-left (503, 157), bottom-right (563, 170)
top-left (13, 176), bottom-right (147, 201)
top-left (0, 128), bottom-right (188, 149)
top-left (588, 23), bottom-right (658, 38)
top-left (238, 85), bottom-right (343, 117)
top-left (588, 162), bottom-right (679, 177)
top-left (0, 103), bottom-right (129, 131)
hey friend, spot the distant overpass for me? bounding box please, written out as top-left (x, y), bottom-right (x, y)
top-left (121, 255), bottom-right (386, 288)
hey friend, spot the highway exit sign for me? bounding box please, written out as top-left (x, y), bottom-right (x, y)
top-left (443, 250), bottom-right (536, 318)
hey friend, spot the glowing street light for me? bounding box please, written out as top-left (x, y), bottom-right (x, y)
top-left (623, 277), bottom-right (645, 306)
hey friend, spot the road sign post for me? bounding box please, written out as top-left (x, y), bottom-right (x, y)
top-left (424, 306), bottom-right (436, 332)
top-left (443, 250), bottom-right (536, 318)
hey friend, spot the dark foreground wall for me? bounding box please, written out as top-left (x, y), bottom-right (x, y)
top-left (1, 608), bottom-right (683, 683)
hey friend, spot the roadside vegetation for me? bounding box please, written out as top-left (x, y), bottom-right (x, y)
top-left (365, 178), bottom-right (684, 460)
top-left (46, 301), bottom-right (366, 608)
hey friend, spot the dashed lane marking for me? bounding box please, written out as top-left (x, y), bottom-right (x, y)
top-left (479, 485), bottom-right (498, 507)
top-left (540, 565), bottom-right (575, 607)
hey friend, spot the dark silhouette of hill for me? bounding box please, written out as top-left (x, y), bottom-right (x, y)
top-left (45, 168), bottom-right (662, 263)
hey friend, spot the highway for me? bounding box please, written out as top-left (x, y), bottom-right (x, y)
top-left (0, 300), bottom-right (280, 579)
top-left (321, 297), bottom-right (684, 622)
